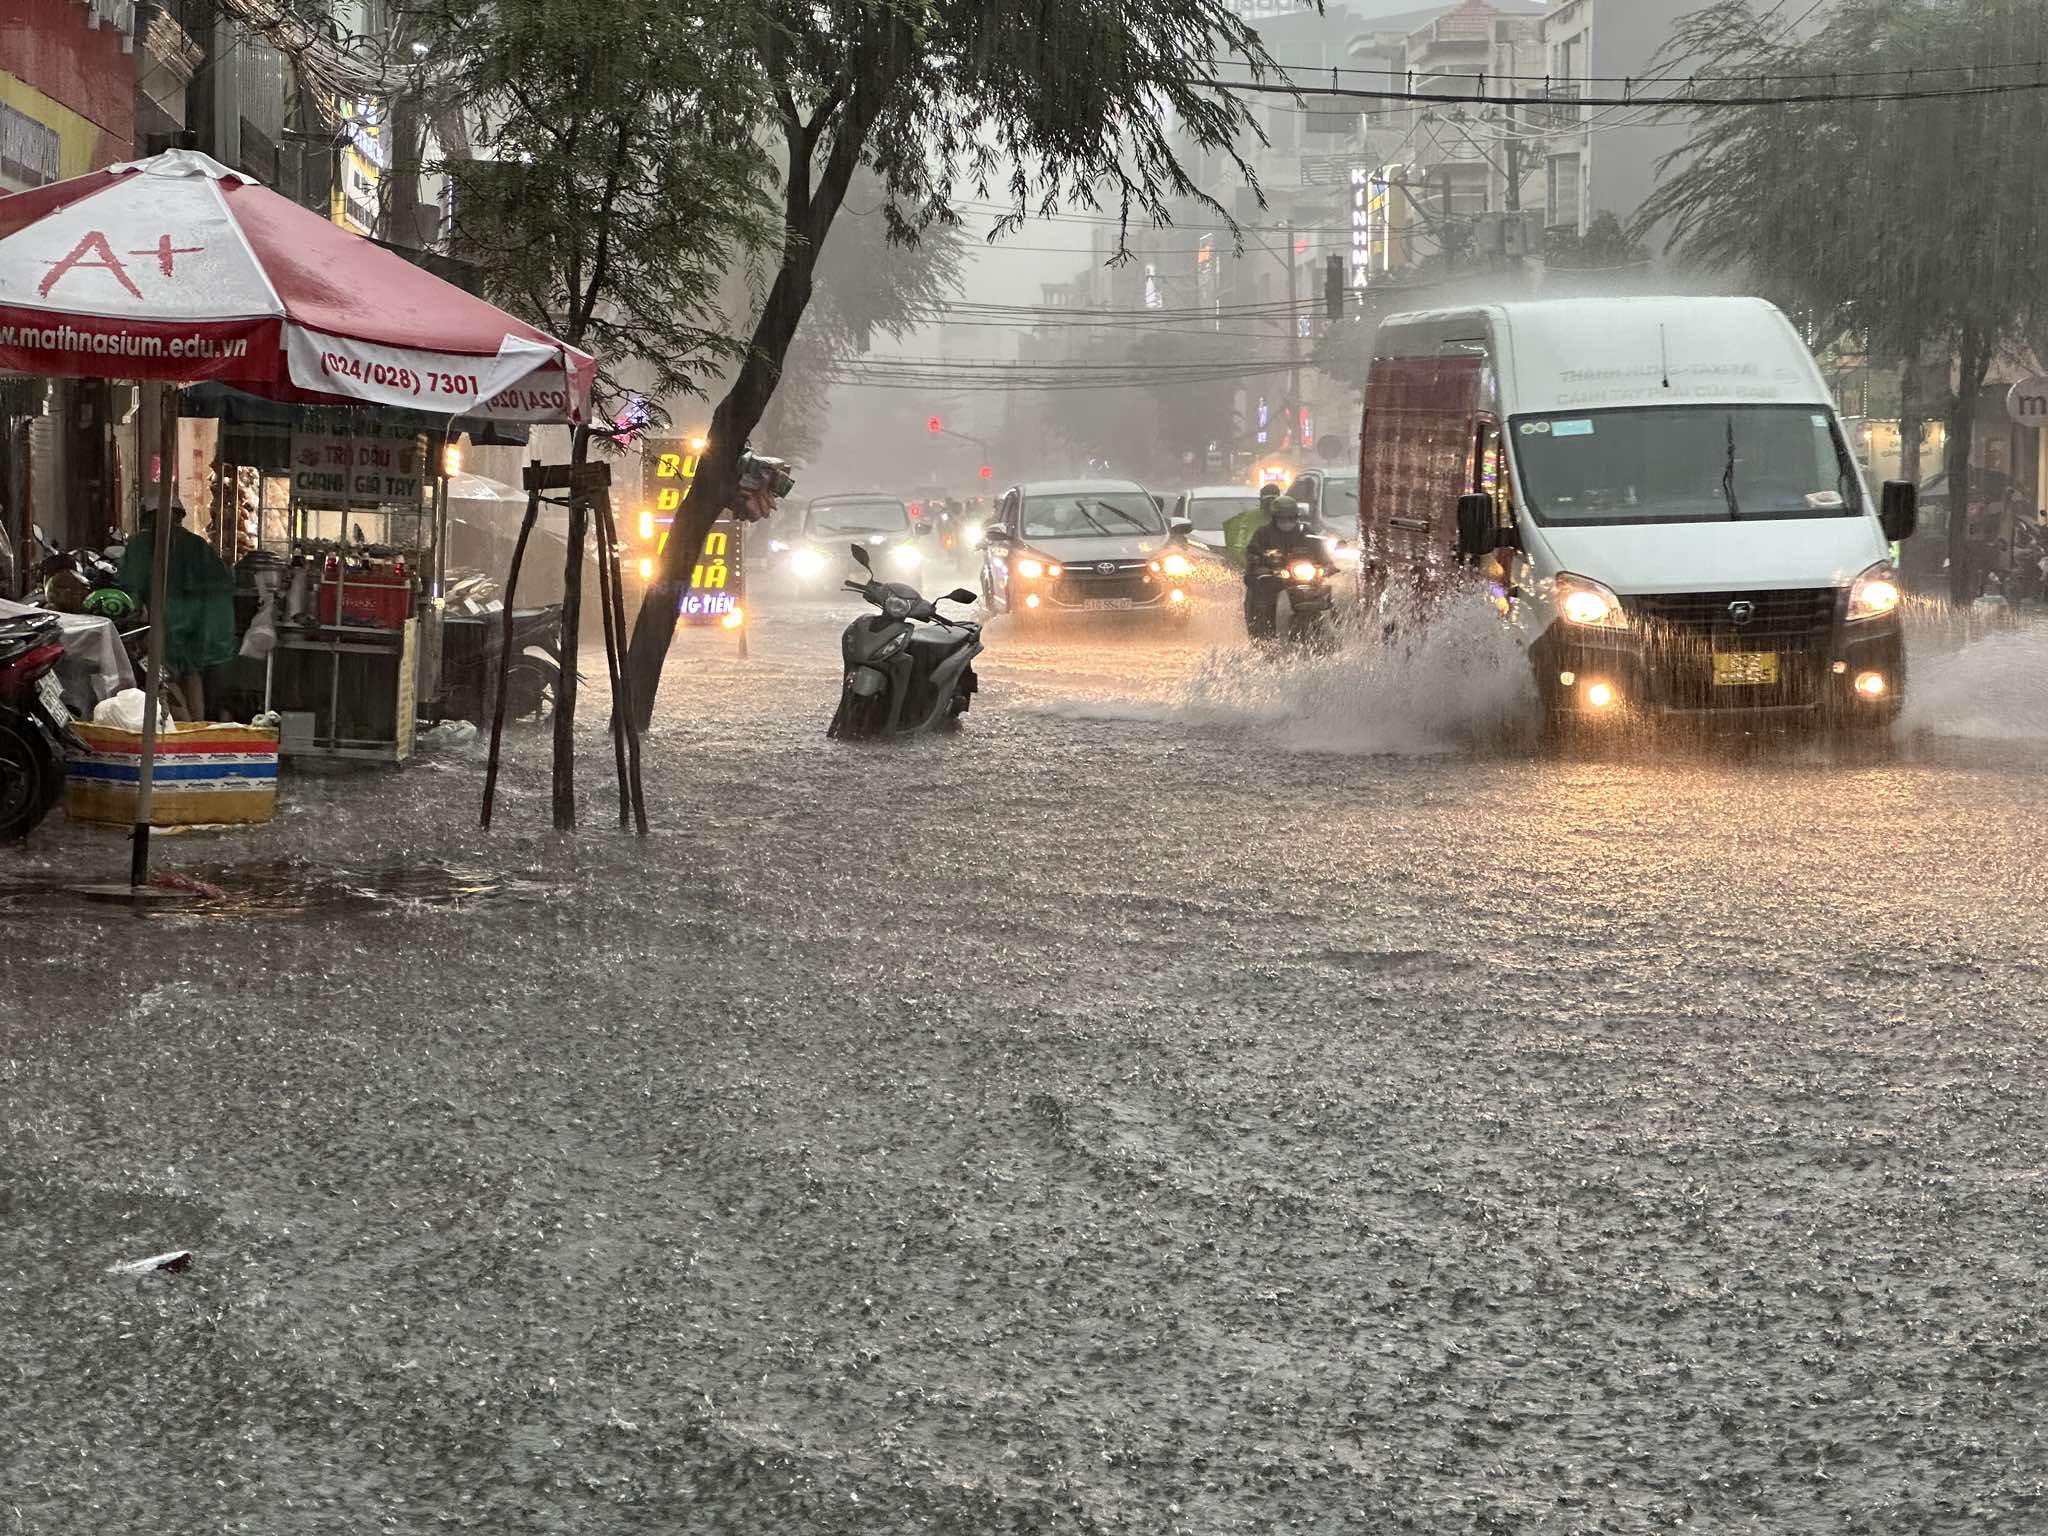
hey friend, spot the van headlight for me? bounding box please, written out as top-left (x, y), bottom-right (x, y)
top-left (1555, 573), bottom-right (1628, 630)
top-left (1847, 562), bottom-right (1901, 622)
top-left (790, 547), bottom-right (827, 580)
top-left (891, 544), bottom-right (923, 571)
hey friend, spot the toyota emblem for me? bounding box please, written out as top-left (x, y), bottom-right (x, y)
top-left (1096, 562), bottom-right (1118, 576)
top-left (1727, 600), bottom-right (1756, 626)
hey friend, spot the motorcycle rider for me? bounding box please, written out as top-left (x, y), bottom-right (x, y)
top-left (1242, 494), bottom-right (1330, 640)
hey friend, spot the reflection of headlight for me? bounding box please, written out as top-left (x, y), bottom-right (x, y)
top-left (639, 511), bottom-right (656, 540)
top-left (637, 557), bottom-right (654, 580)
top-left (891, 544), bottom-right (922, 571)
top-left (1289, 560), bottom-right (1320, 582)
top-left (1160, 552), bottom-right (1193, 577)
top-left (790, 548), bottom-right (827, 580)
top-left (1556, 573), bottom-right (1628, 629)
top-left (1847, 562), bottom-right (1901, 621)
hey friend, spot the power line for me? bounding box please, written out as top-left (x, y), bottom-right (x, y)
top-left (1191, 72), bottom-right (2048, 110)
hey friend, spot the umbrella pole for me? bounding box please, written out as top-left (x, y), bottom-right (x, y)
top-left (131, 381), bottom-right (178, 886)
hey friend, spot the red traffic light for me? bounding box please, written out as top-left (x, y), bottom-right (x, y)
top-left (926, 416), bottom-right (942, 434)
top-left (978, 464), bottom-right (993, 480)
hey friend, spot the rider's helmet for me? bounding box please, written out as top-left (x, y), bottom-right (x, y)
top-left (1267, 495), bottom-right (1304, 531)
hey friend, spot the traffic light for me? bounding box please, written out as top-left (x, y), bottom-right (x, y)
top-left (978, 464), bottom-right (993, 480)
top-left (1324, 254), bottom-right (1344, 320)
top-left (927, 415), bottom-right (942, 434)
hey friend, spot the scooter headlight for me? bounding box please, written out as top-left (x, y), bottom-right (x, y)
top-left (883, 594), bottom-right (912, 619)
top-left (790, 547), bottom-right (827, 581)
top-left (1847, 562), bottom-right (1901, 622)
top-left (1555, 573), bottom-right (1628, 630)
top-left (1289, 560), bottom-right (1320, 583)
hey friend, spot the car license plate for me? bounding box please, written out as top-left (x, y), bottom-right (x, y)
top-left (1084, 597), bottom-right (1135, 611)
top-left (1712, 651), bottom-right (1779, 686)
top-left (35, 672), bottom-right (70, 724)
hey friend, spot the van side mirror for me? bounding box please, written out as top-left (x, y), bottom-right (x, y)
top-left (1168, 517), bottom-right (1195, 541)
top-left (1455, 493), bottom-right (1498, 561)
top-left (1879, 480), bottom-right (1918, 543)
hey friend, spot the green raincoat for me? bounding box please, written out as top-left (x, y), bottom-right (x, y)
top-left (120, 514), bottom-right (237, 674)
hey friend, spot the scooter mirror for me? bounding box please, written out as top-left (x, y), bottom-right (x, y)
top-left (945, 589), bottom-right (977, 604)
top-left (849, 543), bottom-right (873, 570)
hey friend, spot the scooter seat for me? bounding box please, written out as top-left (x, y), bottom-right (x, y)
top-left (908, 627), bottom-right (969, 648)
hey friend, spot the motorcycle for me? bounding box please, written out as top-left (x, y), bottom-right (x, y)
top-left (1250, 547), bottom-right (1340, 648)
top-left (437, 573), bottom-right (563, 726)
top-left (828, 543), bottom-right (983, 740)
top-left (0, 610), bottom-right (83, 839)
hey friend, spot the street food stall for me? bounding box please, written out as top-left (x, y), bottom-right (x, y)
top-left (0, 147), bottom-right (596, 877)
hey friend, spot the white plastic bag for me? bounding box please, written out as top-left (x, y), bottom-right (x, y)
top-left (92, 686), bottom-right (173, 732)
top-left (239, 604), bottom-right (277, 660)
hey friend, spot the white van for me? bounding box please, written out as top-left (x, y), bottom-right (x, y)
top-left (1358, 296), bottom-right (1918, 725)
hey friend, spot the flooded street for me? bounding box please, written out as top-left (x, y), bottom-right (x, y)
top-left (9, 594), bottom-right (2048, 1533)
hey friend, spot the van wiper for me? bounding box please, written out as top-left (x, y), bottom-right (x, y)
top-left (1721, 415), bottom-right (1742, 521)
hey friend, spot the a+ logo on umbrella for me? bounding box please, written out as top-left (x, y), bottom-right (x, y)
top-left (38, 230), bottom-right (206, 299)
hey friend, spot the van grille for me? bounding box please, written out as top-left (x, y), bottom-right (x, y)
top-left (1626, 588), bottom-right (1841, 710)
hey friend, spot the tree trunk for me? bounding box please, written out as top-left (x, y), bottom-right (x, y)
top-left (621, 78), bottom-right (887, 730)
top-left (1944, 328), bottom-right (1990, 607)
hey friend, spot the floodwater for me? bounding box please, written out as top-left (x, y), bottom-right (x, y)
top-left (7, 579), bottom-right (2048, 1532)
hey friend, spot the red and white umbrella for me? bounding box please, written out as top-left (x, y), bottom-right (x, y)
top-left (0, 148), bottom-right (594, 423)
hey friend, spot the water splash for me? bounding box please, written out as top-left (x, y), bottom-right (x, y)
top-left (1902, 617), bottom-right (2048, 741)
top-left (1038, 592), bottom-right (1539, 755)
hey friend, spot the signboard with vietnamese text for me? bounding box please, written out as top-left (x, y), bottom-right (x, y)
top-left (2008, 377), bottom-right (2048, 428)
top-left (641, 434), bottom-right (743, 626)
top-left (289, 423), bottom-right (424, 506)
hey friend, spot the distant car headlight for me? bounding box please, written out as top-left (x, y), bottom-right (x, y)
top-left (790, 547), bottom-right (827, 580)
top-left (1847, 562), bottom-right (1901, 622)
top-left (1160, 552), bottom-right (1193, 577)
top-left (1556, 573), bottom-right (1628, 630)
top-left (768, 538), bottom-right (789, 553)
top-left (891, 544), bottom-right (922, 571)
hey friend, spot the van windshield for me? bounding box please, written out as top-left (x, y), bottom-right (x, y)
top-left (1512, 406), bottom-right (1862, 526)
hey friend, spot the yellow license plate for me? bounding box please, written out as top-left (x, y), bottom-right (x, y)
top-left (1712, 651), bottom-right (1779, 686)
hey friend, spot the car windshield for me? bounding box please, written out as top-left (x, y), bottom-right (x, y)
top-left (1512, 405), bottom-right (1861, 526)
top-left (1022, 492), bottom-right (1165, 540)
top-left (1189, 495), bottom-right (1265, 528)
top-left (808, 500), bottom-right (907, 536)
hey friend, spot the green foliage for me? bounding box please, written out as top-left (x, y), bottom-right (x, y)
top-left (1636, 0), bottom-right (2048, 369)
top-left (415, 0), bottom-right (776, 412)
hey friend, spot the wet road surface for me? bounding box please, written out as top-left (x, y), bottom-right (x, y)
top-left (6, 585), bottom-right (2048, 1532)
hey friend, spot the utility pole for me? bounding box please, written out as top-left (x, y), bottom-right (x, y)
top-left (1285, 219), bottom-right (1300, 455)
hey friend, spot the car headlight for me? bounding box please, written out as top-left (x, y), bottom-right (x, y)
top-left (966, 525), bottom-right (986, 548)
top-left (891, 544), bottom-right (922, 570)
top-left (1160, 552), bottom-right (1193, 577)
top-left (1555, 573), bottom-right (1628, 630)
top-left (1289, 560), bottom-right (1320, 582)
top-left (790, 547), bottom-right (827, 580)
top-left (1847, 562), bottom-right (1901, 622)
top-left (1015, 556), bottom-right (1060, 578)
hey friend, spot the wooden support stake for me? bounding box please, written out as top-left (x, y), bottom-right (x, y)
top-left (479, 473), bottom-right (541, 829)
top-left (591, 484), bottom-right (632, 831)
top-left (594, 494), bottom-right (648, 836)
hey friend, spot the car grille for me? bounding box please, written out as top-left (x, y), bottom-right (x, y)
top-left (1055, 562), bottom-right (1157, 602)
top-left (1626, 588), bottom-right (1840, 710)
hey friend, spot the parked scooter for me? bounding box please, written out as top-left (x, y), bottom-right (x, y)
top-left (828, 544), bottom-right (983, 739)
top-left (436, 571), bottom-right (562, 726)
top-left (0, 611), bottom-right (83, 839)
